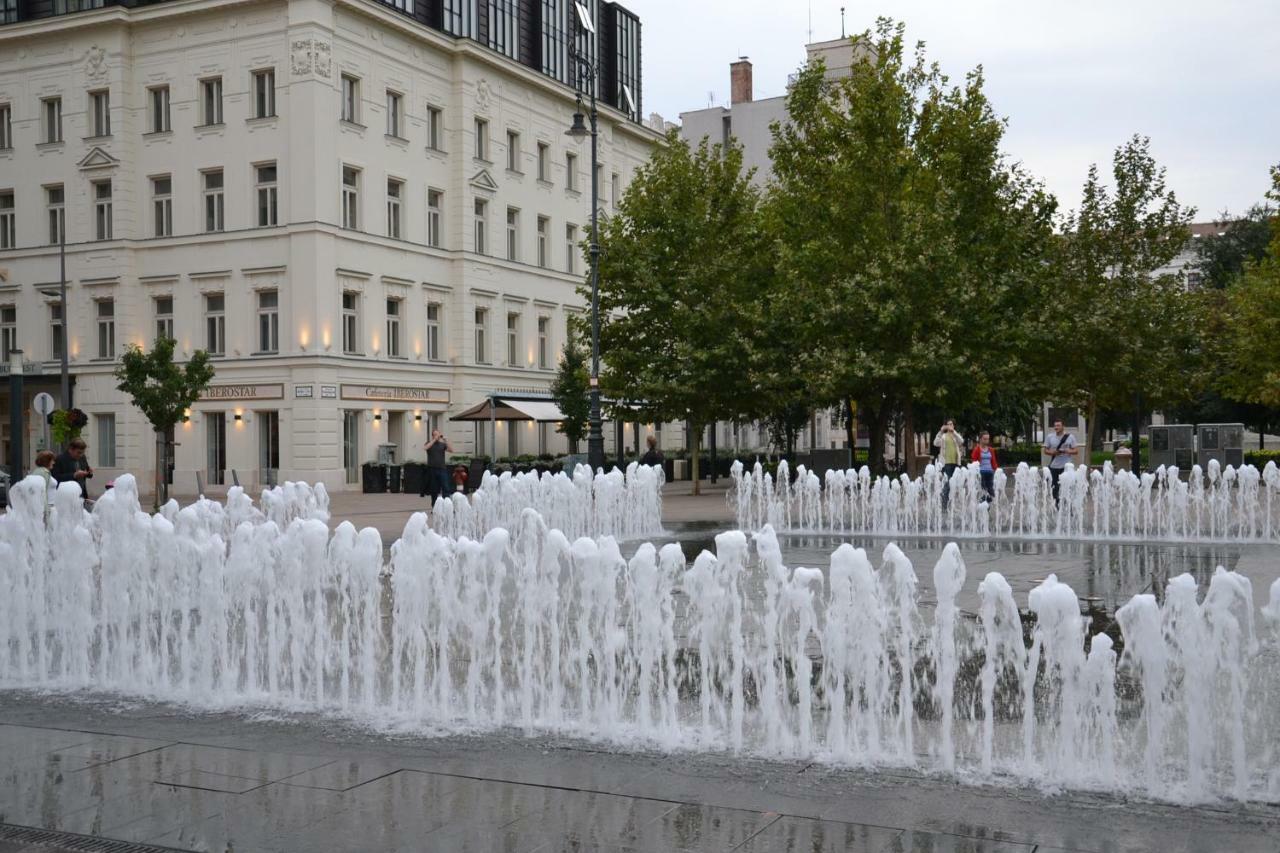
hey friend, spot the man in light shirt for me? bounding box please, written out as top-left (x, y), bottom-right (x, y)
top-left (1042, 419), bottom-right (1078, 505)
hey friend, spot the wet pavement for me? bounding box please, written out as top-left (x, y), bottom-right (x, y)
top-left (1, 693), bottom-right (1277, 853)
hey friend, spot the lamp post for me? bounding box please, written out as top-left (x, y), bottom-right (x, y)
top-left (8, 347), bottom-right (24, 481)
top-left (566, 15), bottom-right (605, 472)
top-left (59, 219), bottom-right (69, 410)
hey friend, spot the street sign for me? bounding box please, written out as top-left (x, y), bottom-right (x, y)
top-left (33, 392), bottom-right (56, 416)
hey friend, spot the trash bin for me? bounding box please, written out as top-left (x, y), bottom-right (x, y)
top-left (387, 464), bottom-right (402, 493)
top-left (361, 462), bottom-right (385, 494)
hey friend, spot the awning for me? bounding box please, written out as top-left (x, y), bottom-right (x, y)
top-left (451, 397), bottom-right (566, 423)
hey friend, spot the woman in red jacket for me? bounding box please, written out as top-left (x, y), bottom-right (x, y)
top-left (971, 431), bottom-right (998, 502)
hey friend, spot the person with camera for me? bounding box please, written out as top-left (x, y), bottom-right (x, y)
top-left (51, 437), bottom-right (92, 501)
top-left (420, 429), bottom-right (454, 503)
top-left (933, 419), bottom-right (965, 510)
top-left (1042, 419), bottom-right (1078, 505)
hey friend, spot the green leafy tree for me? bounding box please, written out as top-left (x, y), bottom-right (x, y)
top-left (1049, 135), bottom-right (1196, 453)
top-left (1195, 205), bottom-right (1274, 289)
top-left (594, 131), bottom-right (768, 493)
top-left (1219, 166), bottom-right (1280, 409)
top-left (115, 337), bottom-right (215, 508)
top-left (551, 325), bottom-right (590, 454)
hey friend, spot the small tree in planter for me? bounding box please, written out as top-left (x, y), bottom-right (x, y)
top-left (115, 337), bottom-right (215, 509)
top-left (48, 407), bottom-right (89, 447)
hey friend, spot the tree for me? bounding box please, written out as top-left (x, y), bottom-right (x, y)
top-left (1219, 166), bottom-right (1280, 409)
top-left (767, 19), bottom-right (1056, 473)
top-left (594, 131), bottom-right (768, 493)
top-left (550, 325), bottom-right (590, 454)
top-left (1048, 135), bottom-right (1196, 455)
top-left (115, 337), bottom-right (214, 509)
top-left (1194, 204), bottom-right (1274, 289)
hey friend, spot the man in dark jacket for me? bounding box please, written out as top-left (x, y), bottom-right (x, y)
top-left (51, 438), bottom-right (92, 499)
top-left (639, 435), bottom-right (664, 467)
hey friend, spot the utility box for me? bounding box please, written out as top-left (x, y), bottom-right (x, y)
top-left (1149, 424), bottom-right (1195, 470)
top-left (1197, 423), bottom-right (1245, 469)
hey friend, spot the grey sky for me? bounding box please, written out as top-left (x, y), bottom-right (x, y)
top-left (630, 0), bottom-right (1279, 219)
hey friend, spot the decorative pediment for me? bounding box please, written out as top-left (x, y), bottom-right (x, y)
top-left (78, 146), bottom-right (119, 171)
top-left (469, 169), bottom-right (499, 192)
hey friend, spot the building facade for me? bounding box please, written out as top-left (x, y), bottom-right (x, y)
top-left (0, 0), bottom-right (660, 491)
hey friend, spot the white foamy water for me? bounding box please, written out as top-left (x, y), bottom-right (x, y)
top-left (732, 459), bottom-right (1280, 542)
top-left (2, 473), bottom-right (1278, 804)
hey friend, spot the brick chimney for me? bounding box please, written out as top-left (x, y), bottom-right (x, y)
top-left (730, 57), bottom-right (753, 105)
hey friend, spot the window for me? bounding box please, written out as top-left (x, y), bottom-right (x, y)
top-left (199, 77), bottom-right (223, 126)
top-left (426, 189), bottom-right (443, 247)
top-left (341, 74), bottom-right (359, 123)
top-left (565, 152), bottom-right (577, 191)
top-left (202, 170), bottom-right (224, 232)
top-left (474, 117), bottom-right (488, 160)
top-left (148, 86), bottom-right (170, 133)
top-left (152, 176), bottom-right (172, 237)
top-left (537, 316), bottom-right (550, 369)
top-left (611, 171), bottom-right (620, 207)
top-left (0, 192), bottom-right (12, 250)
top-left (386, 178), bottom-right (403, 238)
top-left (506, 129), bottom-right (520, 171)
top-left (0, 103), bottom-right (11, 149)
top-left (343, 410), bottom-right (359, 484)
top-left (0, 306), bottom-right (16, 360)
top-left (256, 163), bottom-right (278, 227)
top-left (426, 302), bottom-right (441, 361)
top-left (42, 97), bottom-right (62, 143)
top-left (487, 0), bottom-right (518, 58)
top-left (474, 307), bottom-right (488, 363)
top-left (442, 0), bottom-right (473, 36)
top-left (341, 166), bottom-right (359, 229)
top-left (473, 197), bottom-right (487, 254)
top-left (154, 295), bottom-right (174, 341)
top-left (506, 311), bottom-right (520, 366)
top-left (46, 185), bottom-right (64, 245)
top-left (385, 298), bottom-right (401, 357)
top-left (88, 89), bottom-right (110, 137)
top-left (93, 180), bottom-right (113, 240)
top-left (259, 410), bottom-right (280, 475)
top-left (565, 223), bottom-right (578, 273)
top-left (426, 105), bottom-right (444, 150)
top-left (537, 141), bottom-right (549, 182)
top-left (96, 299), bottom-right (115, 359)
top-left (207, 412), bottom-right (226, 486)
top-left (385, 90), bottom-right (402, 137)
top-left (257, 290), bottom-right (279, 353)
top-left (252, 68), bottom-right (275, 118)
top-left (536, 216), bottom-right (549, 268)
top-left (506, 207), bottom-right (519, 261)
top-left (342, 291), bottom-right (359, 354)
top-left (96, 414), bottom-right (116, 468)
top-left (205, 293), bottom-right (225, 355)
top-left (49, 303), bottom-right (63, 361)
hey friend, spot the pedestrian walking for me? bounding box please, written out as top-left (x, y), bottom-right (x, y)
top-left (971, 432), bottom-right (998, 503)
top-left (1042, 420), bottom-right (1078, 506)
top-left (51, 438), bottom-right (92, 501)
top-left (420, 429), bottom-right (453, 503)
top-left (639, 435), bottom-right (664, 467)
top-left (33, 450), bottom-right (57, 517)
top-left (933, 419), bottom-right (965, 509)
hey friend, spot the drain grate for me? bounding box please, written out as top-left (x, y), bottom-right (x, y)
top-left (0, 823), bottom-right (194, 853)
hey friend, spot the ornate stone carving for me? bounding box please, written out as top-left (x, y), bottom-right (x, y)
top-left (83, 45), bottom-right (107, 82)
top-left (475, 78), bottom-right (493, 113)
top-left (291, 39), bottom-right (313, 75)
top-left (290, 38), bottom-right (332, 78)
top-left (313, 41), bottom-right (331, 77)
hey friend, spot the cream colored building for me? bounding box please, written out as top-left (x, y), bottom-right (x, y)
top-left (0, 0), bottom-right (659, 492)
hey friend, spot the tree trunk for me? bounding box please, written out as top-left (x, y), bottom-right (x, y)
top-left (1085, 396), bottom-right (1099, 469)
top-left (844, 398), bottom-right (856, 459)
top-left (902, 399), bottom-right (915, 476)
top-left (863, 401), bottom-right (888, 476)
top-left (691, 426), bottom-right (701, 497)
top-left (154, 427), bottom-right (164, 512)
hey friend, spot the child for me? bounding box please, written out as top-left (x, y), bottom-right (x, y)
top-left (971, 432), bottom-right (998, 502)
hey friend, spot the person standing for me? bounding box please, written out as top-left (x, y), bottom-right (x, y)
top-left (420, 429), bottom-right (453, 503)
top-left (639, 435), bottom-right (664, 467)
top-left (33, 450), bottom-right (57, 518)
top-left (971, 431), bottom-right (998, 503)
top-left (1042, 419), bottom-right (1078, 505)
top-left (933, 419), bottom-right (965, 509)
top-left (51, 438), bottom-right (92, 501)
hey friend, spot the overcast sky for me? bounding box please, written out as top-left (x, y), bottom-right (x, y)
top-left (628, 0), bottom-right (1278, 220)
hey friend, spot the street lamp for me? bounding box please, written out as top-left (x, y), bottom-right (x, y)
top-left (566, 13), bottom-right (605, 472)
top-left (8, 347), bottom-right (24, 481)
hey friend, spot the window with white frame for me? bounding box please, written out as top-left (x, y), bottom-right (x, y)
top-left (93, 180), bottom-right (113, 240)
top-left (148, 86), bottom-right (170, 133)
top-left (154, 295), bottom-right (174, 341)
top-left (565, 151), bottom-right (577, 191)
top-left (0, 191), bottom-right (13, 250)
top-left (341, 74), bottom-right (359, 123)
top-left (152, 175), bottom-right (172, 237)
top-left (0, 305), bottom-right (16, 360)
top-left (202, 170), bottom-right (224, 232)
top-left (565, 223), bottom-right (577, 273)
top-left (427, 189), bottom-right (443, 247)
top-left (506, 207), bottom-right (519, 261)
top-left (205, 293), bottom-right (225, 355)
top-left (474, 306), bottom-right (488, 363)
top-left (537, 142), bottom-right (549, 182)
top-left (506, 129), bottom-right (520, 172)
top-left (342, 291), bottom-right (359, 354)
top-left (49, 302), bottom-right (63, 361)
top-left (252, 68), bottom-right (275, 118)
top-left (42, 97), bottom-right (62, 143)
top-left (96, 413), bottom-right (116, 468)
top-left (537, 316), bottom-right (550, 369)
top-left (385, 90), bottom-right (403, 137)
top-left (386, 178), bottom-right (403, 238)
top-left (256, 163), bottom-right (278, 226)
top-left (426, 104), bottom-right (444, 150)
top-left (426, 302), bottom-right (441, 361)
top-left (474, 117), bottom-right (488, 160)
top-left (257, 290), bottom-right (279, 353)
top-left (341, 166), bottom-right (359, 229)
top-left (506, 311), bottom-right (520, 367)
top-left (0, 103), bottom-right (11, 149)
top-left (536, 216), bottom-right (549, 268)
top-left (96, 298), bottom-right (115, 359)
top-left (385, 298), bottom-right (402, 357)
top-left (88, 89), bottom-right (110, 137)
top-left (473, 197), bottom-right (488, 254)
top-left (199, 77), bottom-right (223, 125)
top-left (46, 185), bottom-right (64, 245)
